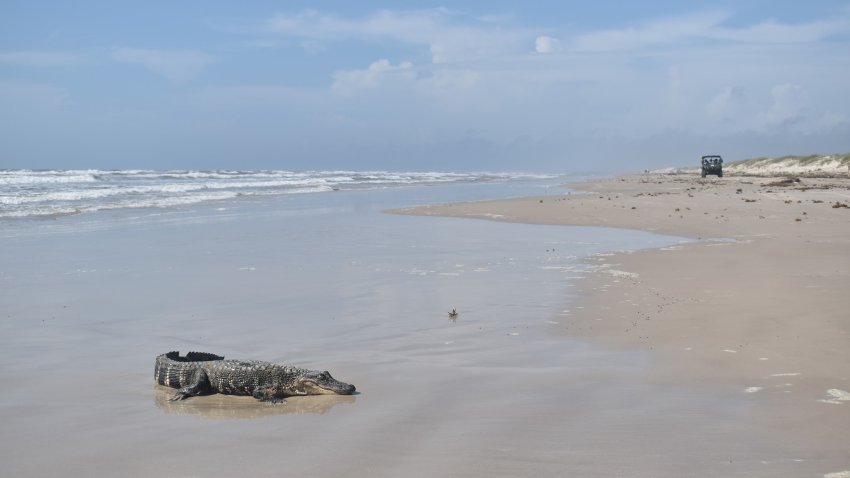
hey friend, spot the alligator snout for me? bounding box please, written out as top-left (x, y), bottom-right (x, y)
top-left (324, 379), bottom-right (356, 395)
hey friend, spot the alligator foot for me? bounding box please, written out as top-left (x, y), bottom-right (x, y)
top-left (168, 369), bottom-right (211, 401)
top-left (252, 386), bottom-right (287, 404)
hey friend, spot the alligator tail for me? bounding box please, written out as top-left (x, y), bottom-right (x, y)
top-left (154, 351), bottom-right (224, 388)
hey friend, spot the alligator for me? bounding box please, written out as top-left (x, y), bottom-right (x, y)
top-left (155, 351), bottom-right (356, 403)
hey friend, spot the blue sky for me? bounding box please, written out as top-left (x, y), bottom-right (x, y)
top-left (1, 1), bottom-right (849, 172)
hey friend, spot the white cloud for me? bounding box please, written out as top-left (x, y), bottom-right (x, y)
top-left (425, 69), bottom-right (480, 90)
top-left (712, 15), bottom-right (850, 43)
top-left (760, 84), bottom-right (809, 127)
top-left (110, 48), bottom-right (217, 83)
top-left (332, 59), bottom-right (415, 93)
top-left (535, 36), bottom-right (560, 53)
top-left (753, 83), bottom-right (843, 134)
top-left (705, 86), bottom-right (746, 119)
top-left (574, 11), bottom-right (731, 51)
top-left (264, 9), bottom-right (529, 63)
top-left (0, 51), bottom-right (82, 67)
top-left (573, 10), bottom-right (850, 52)
top-left (266, 8), bottom-right (443, 41)
top-left (711, 84), bottom-right (845, 135)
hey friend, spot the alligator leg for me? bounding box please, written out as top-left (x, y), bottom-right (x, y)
top-left (252, 386), bottom-right (287, 404)
top-left (169, 369), bottom-right (212, 401)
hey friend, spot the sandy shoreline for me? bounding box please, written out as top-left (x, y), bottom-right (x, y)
top-left (395, 173), bottom-right (850, 471)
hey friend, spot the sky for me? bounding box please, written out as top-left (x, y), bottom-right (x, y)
top-left (1, 1), bottom-right (849, 172)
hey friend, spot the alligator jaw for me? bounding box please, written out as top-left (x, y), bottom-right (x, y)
top-left (300, 380), bottom-right (356, 395)
top-left (297, 371), bottom-right (356, 395)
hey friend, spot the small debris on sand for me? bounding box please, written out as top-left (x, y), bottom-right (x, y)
top-left (764, 178), bottom-right (801, 187)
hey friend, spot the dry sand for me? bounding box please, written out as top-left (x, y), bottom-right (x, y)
top-left (396, 173), bottom-right (850, 473)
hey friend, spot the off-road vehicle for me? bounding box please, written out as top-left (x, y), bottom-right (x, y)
top-left (701, 155), bottom-right (723, 177)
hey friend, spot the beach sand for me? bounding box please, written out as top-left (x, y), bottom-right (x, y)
top-left (397, 173), bottom-right (850, 475)
top-left (2, 177), bottom-right (849, 477)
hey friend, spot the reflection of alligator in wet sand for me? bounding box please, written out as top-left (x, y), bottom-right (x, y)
top-left (154, 390), bottom-right (356, 419)
top-left (155, 351), bottom-right (356, 403)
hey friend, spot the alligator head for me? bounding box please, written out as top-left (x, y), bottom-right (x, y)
top-left (294, 370), bottom-right (356, 395)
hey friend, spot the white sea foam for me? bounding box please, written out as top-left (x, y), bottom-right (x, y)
top-left (0, 169), bottom-right (554, 218)
top-left (0, 169), bottom-right (101, 185)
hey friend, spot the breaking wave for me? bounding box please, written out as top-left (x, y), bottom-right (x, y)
top-left (0, 169), bottom-right (553, 218)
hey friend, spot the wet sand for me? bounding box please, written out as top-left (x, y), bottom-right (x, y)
top-left (0, 183), bottom-right (695, 477)
top-left (397, 173), bottom-right (850, 476)
top-left (2, 178), bottom-right (849, 477)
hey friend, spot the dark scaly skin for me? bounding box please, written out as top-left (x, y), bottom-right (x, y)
top-left (155, 351), bottom-right (356, 403)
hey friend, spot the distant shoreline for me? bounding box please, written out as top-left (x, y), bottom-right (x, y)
top-left (655, 152), bottom-right (850, 178)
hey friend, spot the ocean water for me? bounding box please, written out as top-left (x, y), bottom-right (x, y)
top-left (0, 169), bottom-right (554, 219)
top-left (2, 172), bottom-right (683, 356)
